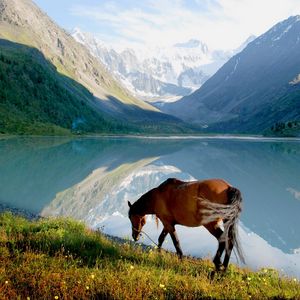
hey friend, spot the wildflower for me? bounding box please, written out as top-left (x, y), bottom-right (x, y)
top-left (5, 280), bottom-right (8, 284)
top-left (54, 297), bottom-right (59, 300)
top-left (91, 274), bottom-right (95, 279)
top-left (159, 284), bottom-right (165, 288)
top-left (293, 278), bottom-right (297, 282)
top-left (247, 277), bottom-right (251, 281)
top-left (130, 265), bottom-right (134, 270)
top-left (27, 297), bottom-right (30, 300)
top-left (86, 286), bottom-right (90, 290)
top-left (263, 268), bottom-right (268, 273)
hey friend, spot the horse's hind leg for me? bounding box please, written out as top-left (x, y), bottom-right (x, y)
top-left (223, 226), bottom-right (234, 270)
top-left (204, 222), bottom-right (225, 271)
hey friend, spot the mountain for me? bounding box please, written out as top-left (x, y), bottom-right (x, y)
top-left (0, 0), bottom-right (187, 134)
top-left (72, 29), bottom-right (254, 103)
top-left (162, 16), bottom-right (300, 134)
top-left (0, 39), bottom-right (133, 135)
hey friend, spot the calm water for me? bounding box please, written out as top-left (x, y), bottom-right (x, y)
top-left (1, 136), bottom-right (300, 278)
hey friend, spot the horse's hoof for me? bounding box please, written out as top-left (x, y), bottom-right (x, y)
top-left (209, 270), bottom-right (216, 281)
top-left (214, 263), bottom-right (222, 272)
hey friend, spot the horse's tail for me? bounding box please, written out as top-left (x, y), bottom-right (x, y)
top-left (201, 186), bottom-right (245, 264)
top-left (225, 187), bottom-right (245, 264)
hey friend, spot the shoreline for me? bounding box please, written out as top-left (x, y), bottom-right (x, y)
top-left (1, 133), bottom-right (300, 142)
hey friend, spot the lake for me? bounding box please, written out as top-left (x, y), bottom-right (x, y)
top-left (1, 136), bottom-right (300, 278)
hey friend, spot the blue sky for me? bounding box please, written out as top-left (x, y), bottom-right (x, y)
top-left (33, 0), bottom-right (300, 50)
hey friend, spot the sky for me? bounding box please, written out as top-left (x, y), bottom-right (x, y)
top-left (33, 0), bottom-right (300, 51)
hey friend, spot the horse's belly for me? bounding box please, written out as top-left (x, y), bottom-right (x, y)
top-left (176, 216), bottom-right (203, 227)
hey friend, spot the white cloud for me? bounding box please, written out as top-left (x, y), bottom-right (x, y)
top-left (287, 187), bottom-right (300, 201)
top-left (70, 0), bottom-right (300, 51)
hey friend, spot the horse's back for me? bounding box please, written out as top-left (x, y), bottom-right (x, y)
top-left (197, 178), bottom-right (231, 200)
top-left (158, 178), bottom-right (185, 188)
top-left (155, 178), bottom-right (232, 227)
top-left (160, 178), bottom-right (230, 198)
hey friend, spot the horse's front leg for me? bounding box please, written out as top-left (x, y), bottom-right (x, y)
top-left (158, 229), bottom-right (168, 250)
top-left (169, 227), bottom-right (183, 259)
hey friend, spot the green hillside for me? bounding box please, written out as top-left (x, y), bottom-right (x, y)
top-left (0, 40), bottom-right (131, 135)
top-left (0, 213), bottom-right (299, 299)
top-left (0, 40), bottom-right (190, 135)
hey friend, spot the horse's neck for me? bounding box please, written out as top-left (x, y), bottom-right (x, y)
top-left (134, 193), bottom-right (155, 215)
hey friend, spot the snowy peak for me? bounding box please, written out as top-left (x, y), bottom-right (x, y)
top-left (71, 28), bottom-right (245, 102)
top-left (71, 27), bottom-right (86, 43)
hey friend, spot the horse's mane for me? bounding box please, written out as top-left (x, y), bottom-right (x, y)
top-left (130, 189), bottom-right (159, 228)
top-left (130, 189), bottom-right (154, 215)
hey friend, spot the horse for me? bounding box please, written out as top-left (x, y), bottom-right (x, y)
top-left (128, 178), bottom-right (244, 271)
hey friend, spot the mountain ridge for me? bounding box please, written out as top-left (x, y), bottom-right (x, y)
top-left (162, 15), bottom-right (300, 134)
top-left (72, 28), bottom-right (255, 103)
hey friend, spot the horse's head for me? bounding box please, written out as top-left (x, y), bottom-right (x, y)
top-left (128, 201), bottom-right (146, 241)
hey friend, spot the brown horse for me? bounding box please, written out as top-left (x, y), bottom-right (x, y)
top-left (128, 178), bottom-right (244, 271)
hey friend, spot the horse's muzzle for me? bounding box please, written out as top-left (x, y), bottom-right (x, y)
top-left (132, 233), bottom-right (140, 242)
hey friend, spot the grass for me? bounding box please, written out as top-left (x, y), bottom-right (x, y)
top-left (0, 212), bottom-right (299, 299)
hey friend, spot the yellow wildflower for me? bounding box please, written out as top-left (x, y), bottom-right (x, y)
top-left (130, 265), bottom-right (134, 270)
top-left (159, 283), bottom-right (165, 288)
top-left (86, 286), bottom-right (89, 290)
top-left (5, 280), bottom-right (8, 284)
top-left (54, 296), bottom-right (59, 300)
top-left (91, 274), bottom-right (95, 279)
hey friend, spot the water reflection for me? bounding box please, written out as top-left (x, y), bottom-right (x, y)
top-left (0, 136), bottom-right (300, 278)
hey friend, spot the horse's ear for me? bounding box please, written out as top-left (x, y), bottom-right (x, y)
top-left (128, 201), bottom-right (132, 208)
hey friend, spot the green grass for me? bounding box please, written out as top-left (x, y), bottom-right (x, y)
top-left (0, 212), bottom-right (299, 299)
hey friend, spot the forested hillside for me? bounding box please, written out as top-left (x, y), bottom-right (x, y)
top-left (0, 40), bottom-right (136, 135)
top-left (0, 40), bottom-right (191, 135)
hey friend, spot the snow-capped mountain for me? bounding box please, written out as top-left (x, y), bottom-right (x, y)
top-left (72, 28), bottom-right (254, 103)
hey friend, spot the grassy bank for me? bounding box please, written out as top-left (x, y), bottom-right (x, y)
top-left (0, 213), bottom-right (299, 299)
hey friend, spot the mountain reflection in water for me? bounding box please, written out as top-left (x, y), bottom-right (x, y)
top-left (0, 136), bottom-right (299, 278)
